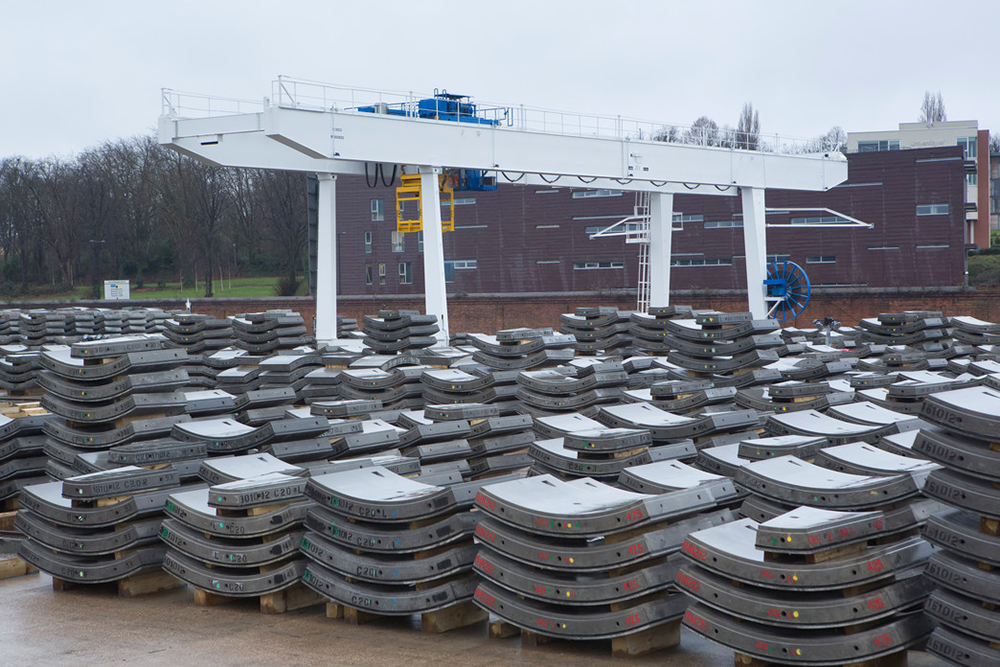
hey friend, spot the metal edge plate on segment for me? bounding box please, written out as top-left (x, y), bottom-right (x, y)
top-left (41, 391), bottom-right (187, 424)
top-left (472, 580), bottom-right (688, 640)
top-left (18, 540), bottom-right (168, 584)
top-left (304, 467), bottom-right (453, 522)
top-left (528, 439), bottom-right (651, 478)
top-left (164, 488), bottom-right (308, 537)
top-left (923, 468), bottom-right (1000, 520)
top-left (682, 603), bottom-right (933, 666)
top-left (737, 435), bottom-right (827, 461)
top-left (162, 550), bottom-right (305, 597)
top-left (208, 473), bottom-right (307, 509)
top-left (473, 548), bottom-right (680, 606)
top-left (109, 439), bottom-right (206, 465)
top-left (43, 415), bottom-right (191, 449)
top-left (925, 550), bottom-right (1000, 604)
top-left (676, 563), bottom-right (931, 629)
top-left (304, 505), bottom-right (478, 553)
top-left (71, 335), bottom-right (167, 358)
top-left (300, 531), bottom-right (476, 584)
top-left (301, 560), bottom-right (478, 615)
top-left (925, 588), bottom-right (1000, 644)
top-left (474, 511), bottom-right (734, 572)
top-left (562, 428), bottom-right (652, 453)
top-left (159, 519), bottom-right (303, 567)
top-left (680, 519), bottom-right (933, 590)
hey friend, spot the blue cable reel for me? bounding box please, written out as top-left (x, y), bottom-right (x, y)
top-left (764, 260), bottom-right (811, 320)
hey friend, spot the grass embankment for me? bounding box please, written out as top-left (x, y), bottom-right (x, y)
top-left (22, 277), bottom-right (308, 301)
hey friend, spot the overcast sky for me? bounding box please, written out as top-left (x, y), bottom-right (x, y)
top-left (2, 0), bottom-right (996, 160)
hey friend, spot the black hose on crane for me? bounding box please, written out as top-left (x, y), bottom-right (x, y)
top-left (379, 164), bottom-right (397, 187)
top-left (364, 163), bottom-right (378, 188)
top-left (501, 171), bottom-right (524, 182)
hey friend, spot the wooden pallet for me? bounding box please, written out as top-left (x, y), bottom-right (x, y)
top-left (326, 599), bottom-right (488, 634)
top-left (51, 568), bottom-right (182, 598)
top-left (488, 618), bottom-right (682, 658)
top-left (0, 555), bottom-right (37, 581)
top-left (194, 581), bottom-right (324, 615)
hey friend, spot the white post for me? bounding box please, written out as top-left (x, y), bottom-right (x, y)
top-left (648, 192), bottom-right (674, 307)
top-left (315, 173), bottom-right (338, 345)
top-left (419, 166), bottom-right (450, 345)
top-left (741, 186), bottom-right (768, 318)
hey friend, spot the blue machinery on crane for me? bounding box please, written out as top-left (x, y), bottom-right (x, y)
top-left (159, 79), bottom-right (850, 342)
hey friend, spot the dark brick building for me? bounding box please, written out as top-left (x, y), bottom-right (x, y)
top-left (312, 145), bottom-right (968, 298)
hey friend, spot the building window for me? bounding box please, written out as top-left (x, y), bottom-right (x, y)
top-left (371, 199), bottom-right (384, 221)
top-left (572, 189), bottom-right (622, 198)
top-left (378, 263), bottom-right (386, 286)
top-left (806, 255), bottom-right (836, 264)
top-left (916, 204), bottom-right (949, 216)
top-left (857, 140), bottom-right (899, 152)
top-left (364, 231), bottom-right (372, 254)
top-left (957, 137), bottom-right (977, 159)
top-left (391, 231), bottom-right (405, 252)
top-left (968, 173), bottom-right (978, 186)
top-left (671, 258), bottom-right (732, 267)
top-left (454, 197), bottom-right (476, 205)
top-left (417, 231), bottom-right (423, 253)
top-left (444, 259), bottom-right (477, 282)
top-left (365, 264), bottom-right (373, 285)
top-left (868, 246), bottom-right (899, 251)
top-left (537, 224), bottom-right (561, 229)
top-left (398, 262), bottom-right (412, 284)
top-left (766, 254), bottom-right (791, 263)
top-left (573, 261), bottom-right (625, 270)
top-left (536, 260), bottom-right (560, 264)
top-left (789, 215), bottom-right (850, 225)
top-left (916, 244), bottom-right (949, 249)
top-left (705, 219), bottom-right (743, 229)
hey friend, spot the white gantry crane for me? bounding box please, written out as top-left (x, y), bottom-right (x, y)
top-left (159, 78), bottom-right (848, 344)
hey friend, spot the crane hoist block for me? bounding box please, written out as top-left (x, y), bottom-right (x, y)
top-left (395, 174), bottom-right (454, 233)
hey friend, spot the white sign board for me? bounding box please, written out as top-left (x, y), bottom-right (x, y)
top-left (103, 280), bottom-right (130, 300)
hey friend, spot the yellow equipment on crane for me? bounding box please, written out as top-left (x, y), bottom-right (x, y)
top-left (395, 173), bottom-right (454, 233)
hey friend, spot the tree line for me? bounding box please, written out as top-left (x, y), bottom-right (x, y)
top-left (0, 135), bottom-right (309, 298)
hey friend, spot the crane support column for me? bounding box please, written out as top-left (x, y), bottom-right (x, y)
top-left (315, 173), bottom-right (339, 345)
top-left (648, 192), bottom-right (674, 308)
top-left (741, 186), bottom-right (768, 318)
top-left (419, 166), bottom-right (450, 345)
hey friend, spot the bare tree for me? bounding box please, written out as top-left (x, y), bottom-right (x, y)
top-left (685, 116), bottom-right (720, 146)
top-left (919, 91), bottom-right (947, 124)
top-left (736, 102), bottom-right (761, 150)
top-left (652, 125), bottom-right (679, 143)
top-left (990, 133), bottom-right (1000, 155)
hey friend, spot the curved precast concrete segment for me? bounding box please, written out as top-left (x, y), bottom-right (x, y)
top-left (618, 460), bottom-right (732, 493)
top-left (14, 511), bottom-right (162, 556)
top-left (598, 403), bottom-right (760, 441)
top-left (41, 391), bottom-right (188, 425)
top-left (19, 482), bottom-right (175, 528)
top-left (922, 509), bottom-right (1000, 566)
top-left (735, 456), bottom-right (921, 510)
top-left (300, 531), bottom-right (477, 585)
top-left (37, 369), bottom-right (189, 402)
top-left (474, 511), bottom-right (734, 573)
top-left (682, 603), bottom-right (933, 666)
top-left (516, 370), bottom-right (629, 395)
top-left (657, 318), bottom-right (780, 342)
top-left (927, 625), bottom-right (1000, 667)
top-left (826, 401), bottom-right (923, 428)
top-left (679, 519), bottom-right (933, 591)
top-left (171, 417), bottom-right (330, 453)
top-left (812, 443), bottom-right (941, 484)
top-left (207, 472), bottom-right (308, 509)
top-left (304, 504), bottom-right (478, 553)
top-left (925, 550), bottom-right (1000, 605)
top-left (473, 548), bottom-right (681, 607)
top-left (474, 474), bottom-right (727, 537)
top-left (528, 439), bottom-right (652, 480)
top-left (302, 560), bottom-right (478, 615)
top-left (163, 550), bottom-right (305, 597)
top-left (159, 519), bottom-right (303, 567)
top-left (197, 453), bottom-right (305, 486)
top-left (62, 465), bottom-right (180, 499)
top-left (164, 487), bottom-right (309, 538)
top-left (753, 506), bottom-right (888, 553)
top-left (925, 589), bottom-right (1000, 644)
top-left (19, 541), bottom-right (169, 584)
top-left (472, 580), bottom-right (688, 640)
top-left (737, 435), bottom-right (827, 461)
top-left (920, 386), bottom-right (1000, 440)
top-left (71, 334), bottom-right (169, 358)
top-left (923, 468), bottom-right (1000, 520)
top-left (766, 410), bottom-right (890, 445)
top-left (912, 427), bottom-right (1000, 482)
top-left (676, 563), bottom-right (931, 629)
top-left (109, 439), bottom-right (206, 467)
